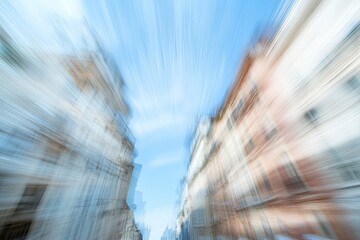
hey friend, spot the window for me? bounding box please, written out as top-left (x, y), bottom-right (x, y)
top-left (0, 35), bottom-right (24, 68)
top-left (244, 138), bottom-right (255, 155)
top-left (227, 99), bottom-right (244, 129)
top-left (238, 193), bottom-right (247, 209)
top-left (256, 162), bottom-right (272, 195)
top-left (337, 161), bottom-right (360, 183)
top-left (208, 141), bottom-right (220, 157)
top-left (0, 130), bottom-right (34, 157)
top-left (263, 115), bottom-right (277, 141)
top-left (278, 154), bottom-right (306, 192)
top-left (264, 128), bottom-right (277, 140)
top-left (191, 208), bottom-right (205, 226)
top-left (345, 21), bottom-right (360, 41)
top-left (346, 76), bottom-right (360, 90)
top-left (0, 221), bottom-right (32, 240)
top-left (44, 139), bottom-right (65, 164)
top-left (313, 211), bottom-right (336, 239)
top-left (15, 184), bottom-right (47, 214)
top-left (232, 99), bottom-right (244, 121)
top-left (278, 163), bottom-right (305, 192)
top-left (250, 184), bottom-right (259, 203)
top-left (261, 217), bottom-right (273, 239)
top-left (261, 169), bottom-right (272, 192)
top-left (304, 108), bottom-right (318, 123)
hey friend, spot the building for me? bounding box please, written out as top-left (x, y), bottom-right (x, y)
top-left (137, 222), bottom-right (151, 240)
top-left (0, 27), bottom-right (141, 239)
top-left (127, 164), bottom-right (142, 211)
top-left (177, 1), bottom-right (360, 239)
top-left (176, 118), bottom-right (214, 240)
top-left (161, 226), bottom-right (176, 240)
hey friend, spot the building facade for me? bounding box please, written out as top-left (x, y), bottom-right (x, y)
top-left (177, 1), bottom-right (360, 239)
top-left (161, 226), bottom-right (176, 240)
top-left (0, 27), bottom-right (141, 239)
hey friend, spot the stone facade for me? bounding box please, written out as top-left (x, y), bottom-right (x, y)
top-left (0, 28), bottom-right (141, 240)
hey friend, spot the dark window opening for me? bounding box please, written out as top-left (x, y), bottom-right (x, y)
top-left (0, 37), bottom-right (24, 68)
top-left (338, 162), bottom-right (360, 183)
top-left (265, 128), bottom-right (277, 141)
top-left (14, 184), bottom-right (46, 215)
top-left (346, 76), bottom-right (360, 90)
top-left (278, 162), bottom-right (306, 192)
top-left (304, 108), bottom-right (318, 123)
top-left (244, 138), bottom-right (255, 155)
top-left (0, 220), bottom-right (32, 240)
top-left (232, 99), bottom-right (244, 121)
top-left (262, 173), bottom-right (272, 192)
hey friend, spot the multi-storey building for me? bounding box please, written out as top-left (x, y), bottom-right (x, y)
top-left (161, 226), bottom-right (176, 240)
top-left (177, 1), bottom-right (360, 239)
top-left (0, 27), bottom-right (141, 239)
top-left (176, 118), bottom-right (214, 240)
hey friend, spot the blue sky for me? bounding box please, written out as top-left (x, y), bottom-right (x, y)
top-left (85, 1), bottom-right (284, 239)
top-left (2, 0), bottom-right (284, 239)
top-left (87, 0), bottom-right (284, 239)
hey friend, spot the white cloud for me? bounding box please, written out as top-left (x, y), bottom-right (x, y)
top-left (130, 112), bottom-right (188, 137)
top-left (148, 150), bottom-right (185, 168)
top-left (20, 0), bottom-right (84, 20)
top-left (3, 0), bottom-right (86, 52)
